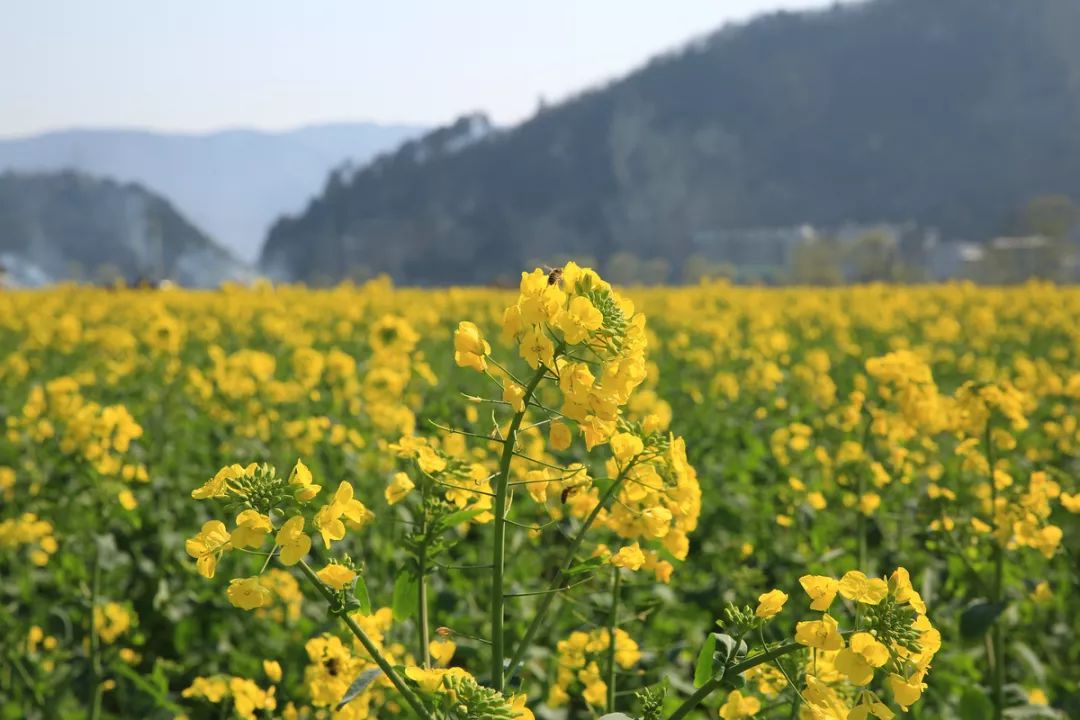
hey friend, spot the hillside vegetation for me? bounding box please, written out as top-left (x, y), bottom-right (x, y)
top-left (261, 0), bottom-right (1080, 284)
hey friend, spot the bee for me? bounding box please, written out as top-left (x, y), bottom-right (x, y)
top-left (560, 485), bottom-right (578, 504)
top-left (545, 265), bottom-right (564, 286)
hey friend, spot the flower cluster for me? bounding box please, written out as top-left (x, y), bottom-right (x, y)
top-left (402, 666), bottom-right (534, 720)
top-left (93, 601), bottom-right (135, 644)
top-left (708, 566), bottom-right (937, 719)
top-left (0, 512), bottom-right (58, 566)
top-left (5, 377), bottom-right (146, 516)
top-left (186, 459), bottom-right (371, 611)
top-left (387, 434), bottom-right (495, 524)
top-left (182, 673), bottom-right (278, 720)
top-left (303, 609), bottom-right (411, 720)
top-left (597, 431), bottom-right (702, 565)
top-left (792, 568), bottom-right (939, 718)
top-left (547, 628), bottom-right (642, 708)
top-left (456, 262), bottom-right (648, 450)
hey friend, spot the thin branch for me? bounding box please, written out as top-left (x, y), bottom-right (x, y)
top-left (433, 480), bottom-right (496, 497)
top-left (503, 577), bottom-right (594, 598)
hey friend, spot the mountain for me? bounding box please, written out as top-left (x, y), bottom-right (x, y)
top-left (0, 123), bottom-right (422, 262)
top-left (0, 170), bottom-right (246, 287)
top-left (261, 0), bottom-right (1080, 285)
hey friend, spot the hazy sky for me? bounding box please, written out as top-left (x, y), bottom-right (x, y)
top-left (1, 0), bottom-right (833, 138)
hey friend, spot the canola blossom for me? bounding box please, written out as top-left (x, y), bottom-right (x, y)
top-left (0, 278), bottom-right (1077, 719)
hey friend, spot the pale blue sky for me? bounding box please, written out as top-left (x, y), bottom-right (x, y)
top-left (1, 0), bottom-right (833, 138)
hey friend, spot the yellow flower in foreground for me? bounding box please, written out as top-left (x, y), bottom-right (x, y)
top-left (755, 589), bottom-right (788, 619)
top-left (803, 675), bottom-right (850, 717)
top-left (556, 295), bottom-right (603, 345)
top-left (799, 575), bottom-right (839, 611)
top-left (849, 693), bottom-right (894, 720)
top-left (429, 638), bottom-right (456, 667)
top-left (610, 432), bottom-right (645, 464)
top-left (227, 576), bottom-right (273, 610)
top-left (835, 632), bottom-right (890, 685)
top-left (317, 563), bottom-right (356, 591)
top-left (503, 382), bottom-right (526, 413)
top-left (887, 673), bottom-right (925, 710)
top-left (839, 571), bottom-right (888, 605)
top-left (185, 520), bottom-right (231, 579)
top-left (508, 693), bottom-right (535, 720)
top-left (191, 464), bottom-right (245, 500)
top-left (610, 543), bottom-right (646, 570)
top-left (232, 510), bottom-right (272, 550)
top-left (416, 446), bottom-right (447, 475)
top-left (549, 421), bottom-right (572, 451)
top-left (289, 459), bottom-right (321, 502)
top-left (385, 472), bottom-right (415, 505)
top-left (314, 481), bottom-right (374, 547)
top-left (519, 325), bottom-right (555, 369)
top-left (719, 689), bottom-right (762, 719)
top-left (275, 516), bottom-right (311, 566)
top-left (454, 321), bottom-right (490, 372)
top-left (795, 613), bottom-right (844, 651)
top-left (404, 666), bottom-right (470, 694)
top-left (888, 567), bottom-right (926, 613)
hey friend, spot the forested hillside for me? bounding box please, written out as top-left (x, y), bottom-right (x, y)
top-left (0, 171), bottom-right (245, 286)
top-left (262, 0), bottom-right (1080, 284)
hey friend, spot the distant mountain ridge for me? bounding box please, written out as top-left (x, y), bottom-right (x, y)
top-left (261, 0), bottom-right (1080, 285)
top-left (0, 170), bottom-right (245, 287)
top-left (0, 122), bottom-right (422, 261)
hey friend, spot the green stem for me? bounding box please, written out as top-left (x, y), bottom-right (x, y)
top-left (490, 365), bottom-right (548, 692)
top-left (8, 652), bottom-right (44, 707)
top-left (605, 569), bottom-right (622, 713)
top-left (985, 423), bottom-right (1005, 720)
top-left (295, 559), bottom-right (433, 720)
top-left (90, 536), bottom-right (103, 720)
top-left (667, 641), bottom-right (804, 720)
top-left (418, 482), bottom-right (431, 668)
top-left (418, 547), bottom-right (430, 668)
top-left (504, 463), bottom-right (634, 684)
top-left (857, 416), bottom-right (873, 573)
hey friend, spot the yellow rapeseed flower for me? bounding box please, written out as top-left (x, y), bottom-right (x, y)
top-left (316, 563), bottom-right (356, 591)
top-left (755, 589), bottom-right (788, 619)
top-left (227, 577), bottom-right (272, 611)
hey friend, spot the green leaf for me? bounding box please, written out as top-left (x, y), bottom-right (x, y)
top-left (110, 662), bottom-right (186, 714)
top-left (150, 659), bottom-right (169, 694)
top-left (172, 617), bottom-right (198, 655)
top-left (392, 571), bottom-right (418, 621)
top-left (958, 687), bottom-right (994, 720)
top-left (1011, 641), bottom-right (1046, 686)
top-left (960, 602), bottom-right (1006, 640)
top-left (713, 633), bottom-right (747, 665)
top-left (597, 715), bottom-right (635, 720)
top-left (353, 574), bottom-right (372, 616)
top-left (336, 668), bottom-right (384, 711)
top-left (693, 633), bottom-right (717, 687)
